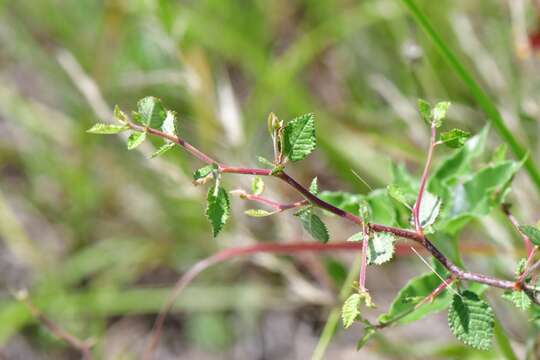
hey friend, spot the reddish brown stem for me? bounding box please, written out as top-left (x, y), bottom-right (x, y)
top-left (231, 190), bottom-right (307, 211)
top-left (415, 276), bottom-right (455, 310)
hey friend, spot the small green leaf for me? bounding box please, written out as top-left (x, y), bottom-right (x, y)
top-left (515, 258), bottom-right (527, 277)
top-left (416, 192), bottom-right (441, 229)
top-left (440, 129), bottom-right (471, 148)
top-left (358, 199), bottom-right (372, 222)
top-left (387, 183), bottom-right (413, 208)
top-left (309, 177), bottom-right (318, 195)
top-left (417, 99), bottom-right (431, 124)
top-left (448, 291), bottom-right (494, 351)
top-left (491, 144), bottom-right (507, 163)
top-left (356, 327), bottom-right (376, 350)
top-left (135, 96), bottom-right (167, 128)
top-left (206, 186), bottom-right (231, 237)
top-left (270, 164), bottom-right (285, 176)
top-left (296, 208), bottom-right (329, 243)
top-left (367, 233), bottom-right (396, 265)
top-left (432, 101), bottom-right (451, 127)
top-left (502, 290), bottom-right (531, 311)
top-left (347, 232), bottom-right (364, 242)
top-left (245, 209), bottom-right (275, 217)
top-left (87, 123), bottom-right (129, 134)
top-left (162, 110), bottom-right (178, 137)
top-left (251, 177), bottom-right (264, 195)
top-left (193, 164), bottom-right (218, 182)
top-left (342, 293), bottom-right (361, 329)
top-left (113, 105), bottom-right (128, 123)
top-left (127, 131), bottom-right (146, 150)
top-left (519, 225), bottom-right (540, 246)
top-left (257, 156), bottom-right (275, 168)
top-left (283, 113), bottom-right (316, 162)
top-left (150, 142), bottom-right (175, 158)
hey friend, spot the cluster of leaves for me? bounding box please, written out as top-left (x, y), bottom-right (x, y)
top-left (88, 97), bottom-right (538, 353)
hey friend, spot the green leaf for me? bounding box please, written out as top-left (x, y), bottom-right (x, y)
top-left (440, 129), bottom-right (471, 148)
top-left (161, 110), bottom-right (178, 137)
top-left (432, 101), bottom-right (451, 127)
top-left (515, 258), bottom-right (527, 277)
top-left (347, 232), bottom-right (364, 242)
top-left (251, 177), bottom-right (264, 195)
top-left (502, 291), bottom-right (531, 311)
top-left (283, 113), bottom-right (316, 162)
top-left (270, 164), bottom-right (285, 176)
top-left (245, 209), bottom-right (275, 217)
top-left (367, 233), bottom-right (396, 265)
top-left (448, 291), bottom-right (494, 351)
top-left (378, 272), bottom-right (452, 325)
top-left (417, 192), bottom-right (441, 229)
top-left (206, 186), bottom-right (231, 237)
top-left (135, 96), bottom-right (167, 128)
top-left (194, 164), bottom-right (218, 182)
top-left (87, 123), bottom-right (129, 134)
top-left (113, 105), bottom-right (128, 123)
top-left (127, 131), bottom-right (146, 150)
top-left (342, 293), bottom-right (361, 329)
top-left (358, 199), bottom-right (372, 222)
top-left (296, 208), bottom-right (329, 243)
top-left (150, 142), bottom-right (175, 158)
top-left (309, 177), bottom-right (318, 195)
top-left (491, 144), bottom-right (507, 163)
top-left (519, 225), bottom-right (540, 246)
top-left (257, 156), bottom-right (275, 168)
top-left (319, 191), bottom-right (363, 214)
top-left (387, 183), bottom-right (413, 208)
top-left (417, 99), bottom-right (431, 124)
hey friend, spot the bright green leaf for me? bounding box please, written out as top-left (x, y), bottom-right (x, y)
top-left (515, 258), bottom-right (527, 277)
top-left (194, 164), bottom-right (218, 182)
top-left (367, 233), bottom-right (396, 265)
top-left (417, 192), bottom-right (441, 229)
top-left (244, 209), bottom-right (275, 217)
top-left (296, 208), bottom-right (329, 243)
top-left (150, 142), bottom-right (175, 158)
top-left (491, 144), bottom-right (507, 163)
top-left (257, 156), bottom-right (275, 168)
top-left (309, 177), bottom-right (318, 195)
top-left (356, 327), bottom-right (376, 350)
top-left (387, 183), bottom-right (413, 209)
top-left (502, 290), bottom-right (531, 311)
top-left (87, 123), bottom-right (129, 134)
top-left (135, 96), bottom-right (167, 128)
top-left (440, 129), bottom-right (471, 148)
top-left (342, 293), bottom-right (361, 329)
top-left (206, 186), bottom-right (231, 237)
top-left (283, 113), bottom-right (316, 162)
top-left (417, 99), bottom-right (431, 124)
top-left (448, 291), bottom-right (494, 351)
top-left (519, 225), bottom-right (540, 246)
top-left (432, 101), bottom-right (451, 127)
top-left (113, 105), bottom-right (128, 123)
top-left (251, 177), bottom-right (264, 195)
top-left (127, 131), bottom-right (146, 150)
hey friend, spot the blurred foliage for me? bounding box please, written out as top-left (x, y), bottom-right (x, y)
top-left (1, 0), bottom-right (540, 358)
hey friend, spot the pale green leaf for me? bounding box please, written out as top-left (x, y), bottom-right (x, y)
top-left (206, 186), bottom-right (230, 237)
top-left (162, 110), bottom-right (178, 137)
top-left (502, 291), bottom-right (531, 311)
top-left (440, 129), bottom-right (471, 148)
top-left (113, 105), bottom-right (128, 123)
top-left (87, 123), bottom-right (129, 134)
top-left (127, 131), bottom-right (146, 150)
top-left (296, 208), bottom-right (329, 243)
top-left (417, 192), bottom-right (441, 228)
top-left (432, 101), bottom-right (451, 127)
top-left (519, 225), bottom-right (540, 246)
top-left (135, 96), bottom-right (167, 128)
top-left (367, 233), bottom-right (396, 265)
top-left (387, 183), bottom-right (413, 208)
top-left (356, 327), bottom-right (376, 350)
top-left (150, 143), bottom-right (175, 158)
top-left (283, 113), bottom-right (316, 162)
top-left (342, 293), bottom-right (361, 328)
top-left (515, 258), bottom-right (527, 277)
top-left (309, 177), bottom-right (318, 195)
top-left (491, 144), bottom-right (507, 163)
top-left (193, 164), bottom-right (218, 181)
top-left (245, 209), bottom-right (275, 217)
top-left (448, 291), bottom-right (494, 351)
top-left (257, 156), bottom-right (275, 168)
top-left (347, 232), bottom-right (364, 242)
top-left (417, 99), bottom-right (431, 124)
top-left (251, 177), bottom-right (264, 195)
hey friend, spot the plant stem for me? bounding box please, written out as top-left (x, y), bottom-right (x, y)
top-left (359, 222), bottom-right (369, 291)
top-left (230, 189), bottom-right (308, 211)
top-left (412, 124), bottom-right (436, 235)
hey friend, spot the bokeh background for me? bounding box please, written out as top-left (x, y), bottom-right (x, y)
top-left (1, 0), bottom-right (540, 359)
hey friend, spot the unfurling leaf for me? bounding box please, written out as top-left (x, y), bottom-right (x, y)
top-left (206, 186), bottom-right (230, 237)
top-left (416, 192), bottom-right (441, 229)
top-left (134, 96), bottom-right (167, 128)
top-left (127, 131), bottom-right (146, 150)
top-left (417, 99), bottom-right (432, 124)
top-left (267, 112), bottom-right (281, 134)
top-left (367, 233), bottom-right (396, 265)
top-left (387, 183), bottom-right (413, 208)
top-left (245, 209), bottom-right (275, 217)
top-left (342, 293), bottom-right (361, 328)
top-left (440, 129), bottom-right (471, 148)
top-left (432, 101), bottom-right (451, 127)
top-left (502, 290), bottom-right (531, 311)
top-left (448, 291), bottom-right (494, 351)
top-left (150, 143), bottom-right (175, 158)
top-left (295, 208), bottom-right (329, 243)
top-left (251, 177), bottom-right (264, 195)
top-left (87, 123), bottom-right (129, 134)
top-left (283, 113), bottom-right (316, 162)
top-left (193, 164), bottom-right (218, 183)
top-left (113, 105), bottom-right (128, 123)
top-left (515, 258), bottom-right (527, 277)
top-left (519, 225), bottom-right (540, 246)
top-left (309, 177), bottom-right (318, 195)
top-left (257, 156), bottom-right (275, 168)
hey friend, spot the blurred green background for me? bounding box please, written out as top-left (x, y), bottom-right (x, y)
top-left (1, 0), bottom-right (540, 358)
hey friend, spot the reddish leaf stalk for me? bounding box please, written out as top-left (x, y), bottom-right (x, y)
top-left (231, 190), bottom-right (307, 211)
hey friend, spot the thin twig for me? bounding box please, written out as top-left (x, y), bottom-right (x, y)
top-left (229, 189), bottom-right (308, 212)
